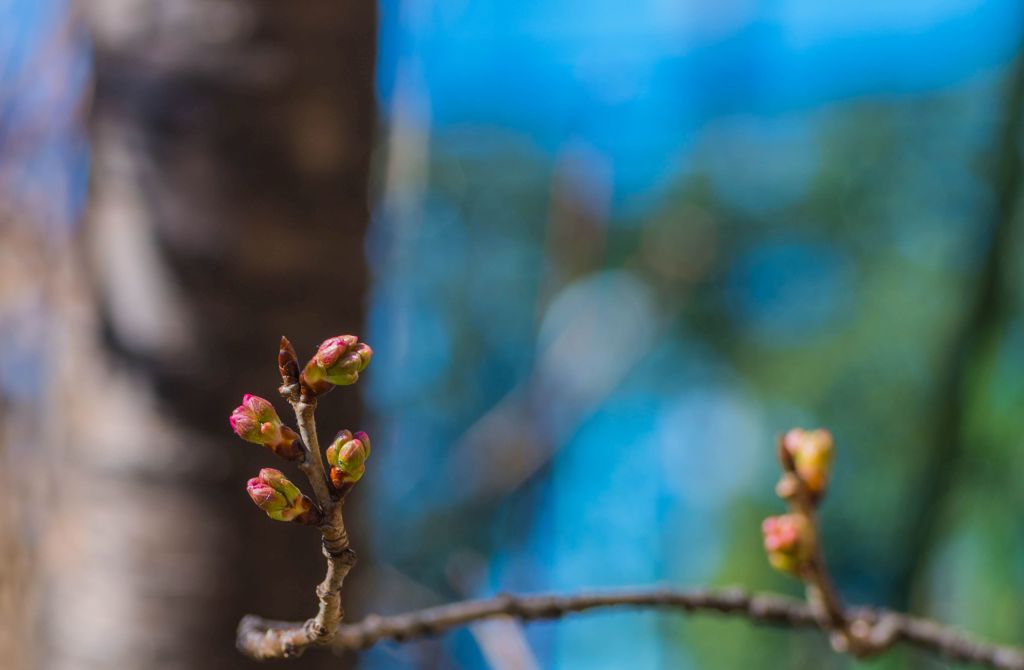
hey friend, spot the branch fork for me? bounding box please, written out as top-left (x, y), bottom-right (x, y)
top-left (768, 428), bottom-right (896, 658)
top-left (233, 335), bottom-right (371, 659)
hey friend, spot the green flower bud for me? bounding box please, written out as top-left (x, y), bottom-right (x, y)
top-left (300, 335), bottom-right (373, 395)
top-left (325, 430), bottom-right (371, 488)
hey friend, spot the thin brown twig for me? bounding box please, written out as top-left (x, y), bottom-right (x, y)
top-left (320, 587), bottom-right (1024, 669)
top-left (774, 434), bottom-right (911, 658)
top-left (235, 338), bottom-right (358, 660)
top-left (799, 506), bottom-right (853, 649)
top-left (776, 439), bottom-right (854, 651)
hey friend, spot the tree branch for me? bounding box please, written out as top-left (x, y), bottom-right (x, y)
top-left (321, 587), bottom-right (1024, 669)
top-left (292, 400), bottom-right (335, 513)
top-left (235, 340), bottom-right (358, 660)
top-left (774, 434), bottom-right (860, 653)
top-left (232, 341), bottom-right (1024, 668)
top-left (892, 47), bottom-right (1024, 611)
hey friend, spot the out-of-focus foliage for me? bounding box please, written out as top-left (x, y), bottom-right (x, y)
top-left (362, 2), bottom-right (1024, 668)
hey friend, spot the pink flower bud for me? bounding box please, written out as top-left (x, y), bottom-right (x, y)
top-left (231, 395), bottom-right (282, 444)
top-left (247, 477), bottom-right (287, 512)
top-left (301, 335), bottom-right (373, 395)
top-left (325, 430), bottom-right (371, 487)
top-left (229, 395), bottom-right (302, 460)
top-left (762, 514), bottom-right (811, 574)
top-left (246, 468), bottom-right (320, 524)
top-left (782, 428), bottom-right (834, 495)
top-left (315, 335), bottom-right (359, 368)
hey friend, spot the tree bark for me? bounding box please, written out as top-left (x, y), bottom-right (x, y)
top-left (43, 1), bottom-right (378, 668)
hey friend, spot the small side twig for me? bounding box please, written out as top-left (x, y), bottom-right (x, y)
top-left (775, 437), bottom-right (854, 650)
top-left (235, 338), bottom-right (358, 660)
top-left (322, 587), bottom-right (1024, 670)
top-left (768, 429), bottom-right (908, 658)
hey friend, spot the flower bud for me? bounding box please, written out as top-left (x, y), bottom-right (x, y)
top-left (762, 514), bottom-right (811, 574)
top-left (229, 394), bottom-right (302, 460)
top-left (246, 468), bottom-right (320, 524)
top-left (300, 335), bottom-right (373, 395)
top-left (325, 430), bottom-right (371, 488)
top-left (782, 428), bottom-right (834, 495)
top-left (278, 335), bottom-right (300, 387)
top-left (231, 394), bottom-right (280, 443)
top-left (774, 473), bottom-right (800, 500)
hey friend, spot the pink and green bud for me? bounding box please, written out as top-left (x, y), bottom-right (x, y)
top-left (229, 394), bottom-right (302, 460)
top-left (762, 514), bottom-right (811, 574)
top-left (325, 430), bottom-right (371, 488)
top-left (231, 394), bottom-right (281, 443)
top-left (782, 428), bottom-right (834, 495)
top-left (300, 335), bottom-right (373, 395)
top-left (246, 468), bottom-right (320, 524)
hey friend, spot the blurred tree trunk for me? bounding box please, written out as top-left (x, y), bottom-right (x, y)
top-left (43, 2), bottom-right (378, 668)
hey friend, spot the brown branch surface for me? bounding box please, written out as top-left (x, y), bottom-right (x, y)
top-left (323, 587), bottom-right (1024, 669)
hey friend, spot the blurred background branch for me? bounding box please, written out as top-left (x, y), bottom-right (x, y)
top-left (891, 44), bottom-right (1024, 615)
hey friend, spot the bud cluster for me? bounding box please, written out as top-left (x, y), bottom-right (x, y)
top-left (230, 394), bottom-right (303, 460)
top-left (763, 427), bottom-right (836, 576)
top-left (326, 430), bottom-right (371, 489)
top-left (247, 468), bottom-right (320, 524)
top-left (231, 334), bottom-right (374, 525)
top-left (301, 335), bottom-right (373, 396)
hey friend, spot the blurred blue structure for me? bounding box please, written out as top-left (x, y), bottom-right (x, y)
top-left (376, 0), bottom-right (1023, 201)
top-left (0, 0), bottom-right (89, 400)
top-left (0, 0), bottom-right (89, 233)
